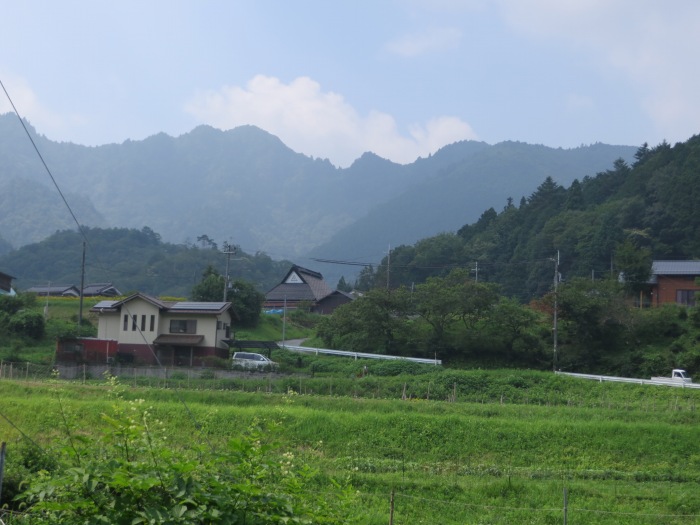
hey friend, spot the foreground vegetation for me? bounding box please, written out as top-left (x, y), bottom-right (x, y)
top-left (2, 372), bottom-right (700, 523)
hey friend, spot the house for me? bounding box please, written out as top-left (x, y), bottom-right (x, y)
top-left (264, 265), bottom-right (352, 314)
top-left (28, 282), bottom-right (121, 297)
top-left (648, 260), bottom-right (700, 306)
top-left (313, 290), bottom-right (355, 315)
top-left (27, 284), bottom-right (81, 297)
top-left (82, 283), bottom-right (122, 297)
top-left (56, 293), bottom-right (233, 366)
top-left (0, 271), bottom-right (15, 296)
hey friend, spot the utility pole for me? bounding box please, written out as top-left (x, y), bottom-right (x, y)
top-left (222, 241), bottom-right (236, 302)
top-left (386, 244), bottom-right (391, 290)
top-left (78, 241), bottom-right (86, 326)
top-left (552, 250), bottom-right (559, 371)
top-left (473, 261), bottom-right (479, 283)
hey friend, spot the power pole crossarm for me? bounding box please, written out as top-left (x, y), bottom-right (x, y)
top-left (222, 241), bottom-right (236, 302)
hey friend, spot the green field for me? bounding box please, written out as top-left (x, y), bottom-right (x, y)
top-left (2, 370), bottom-right (700, 524)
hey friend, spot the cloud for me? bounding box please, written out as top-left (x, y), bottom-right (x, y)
top-left (497, 0), bottom-right (700, 144)
top-left (0, 73), bottom-right (87, 141)
top-left (384, 26), bottom-right (463, 57)
top-left (185, 75), bottom-right (478, 167)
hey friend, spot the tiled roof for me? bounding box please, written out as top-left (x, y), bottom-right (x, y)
top-left (651, 260), bottom-right (700, 276)
top-left (265, 282), bottom-right (319, 302)
top-left (82, 283), bottom-right (122, 296)
top-left (27, 284), bottom-right (80, 296)
top-left (266, 265), bottom-right (334, 303)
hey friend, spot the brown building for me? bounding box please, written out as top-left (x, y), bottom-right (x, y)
top-left (648, 260), bottom-right (700, 306)
top-left (0, 271), bottom-right (15, 296)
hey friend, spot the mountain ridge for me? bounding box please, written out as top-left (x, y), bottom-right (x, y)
top-left (0, 113), bottom-right (636, 271)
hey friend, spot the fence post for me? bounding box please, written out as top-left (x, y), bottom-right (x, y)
top-left (389, 489), bottom-right (395, 525)
top-left (563, 486), bottom-right (568, 525)
top-left (0, 441), bottom-right (6, 506)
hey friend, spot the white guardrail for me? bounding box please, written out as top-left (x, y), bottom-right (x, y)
top-left (281, 345), bottom-right (441, 365)
top-left (555, 371), bottom-right (700, 389)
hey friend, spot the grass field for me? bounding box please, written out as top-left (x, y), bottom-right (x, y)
top-left (2, 370), bottom-right (700, 524)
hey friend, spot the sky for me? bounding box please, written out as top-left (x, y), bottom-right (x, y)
top-left (1, 1), bottom-right (699, 168)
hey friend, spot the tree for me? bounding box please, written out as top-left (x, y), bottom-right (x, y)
top-left (554, 277), bottom-right (631, 371)
top-left (317, 288), bottom-right (414, 355)
top-left (483, 298), bottom-right (547, 363)
top-left (196, 234), bottom-right (218, 250)
top-left (412, 274), bottom-right (462, 355)
top-left (228, 279), bottom-right (265, 328)
top-left (614, 236), bottom-right (652, 295)
top-left (191, 265), bottom-right (225, 301)
top-left (336, 276), bottom-right (352, 292)
top-left (354, 265), bottom-right (375, 291)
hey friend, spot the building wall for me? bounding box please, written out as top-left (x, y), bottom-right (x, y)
top-left (113, 298), bottom-right (160, 345)
top-left (653, 275), bottom-right (700, 305)
top-left (115, 343), bottom-right (227, 366)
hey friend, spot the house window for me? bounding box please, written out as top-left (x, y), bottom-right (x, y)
top-left (141, 315), bottom-right (146, 331)
top-left (150, 315), bottom-right (155, 331)
top-left (123, 314), bottom-right (128, 331)
top-left (169, 319), bottom-right (197, 334)
top-left (676, 290), bottom-right (697, 306)
top-left (132, 315), bottom-right (137, 331)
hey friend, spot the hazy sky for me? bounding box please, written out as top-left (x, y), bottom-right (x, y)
top-left (2, 1), bottom-right (698, 167)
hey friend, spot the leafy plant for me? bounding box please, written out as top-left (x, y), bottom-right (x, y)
top-left (14, 377), bottom-right (356, 524)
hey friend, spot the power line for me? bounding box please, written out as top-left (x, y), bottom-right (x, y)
top-left (0, 79), bottom-right (88, 243)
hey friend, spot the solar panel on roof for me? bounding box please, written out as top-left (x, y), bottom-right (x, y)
top-left (93, 300), bottom-right (117, 309)
top-left (170, 302), bottom-right (228, 310)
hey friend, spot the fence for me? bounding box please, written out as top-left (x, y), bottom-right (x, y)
top-left (556, 371), bottom-right (700, 389)
top-left (281, 344), bottom-right (442, 365)
top-left (0, 361), bottom-right (277, 382)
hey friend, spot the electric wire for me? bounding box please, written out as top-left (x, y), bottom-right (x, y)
top-left (0, 78), bottom-right (215, 454)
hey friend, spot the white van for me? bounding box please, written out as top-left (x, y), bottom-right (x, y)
top-left (232, 352), bottom-right (278, 369)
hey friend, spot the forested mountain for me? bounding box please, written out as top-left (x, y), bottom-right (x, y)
top-left (0, 113), bottom-right (635, 267)
top-left (0, 227), bottom-right (292, 298)
top-left (360, 136), bottom-right (700, 302)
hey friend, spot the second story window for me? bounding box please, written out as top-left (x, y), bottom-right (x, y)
top-left (169, 319), bottom-right (197, 334)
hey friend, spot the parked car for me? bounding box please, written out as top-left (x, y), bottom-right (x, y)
top-left (232, 351), bottom-right (278, 370)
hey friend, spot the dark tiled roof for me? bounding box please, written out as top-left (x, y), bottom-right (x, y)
top-left (82, 283), bottom-right (122, 296)
top-left (266, 283), bottom-right (319, 302)
top-left (27, 284), bottom-right (80, 296)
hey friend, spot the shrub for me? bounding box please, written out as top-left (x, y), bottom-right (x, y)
top-left (16, 380), bottom-right (356, 524)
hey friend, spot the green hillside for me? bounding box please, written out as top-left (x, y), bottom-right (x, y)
top-left (360, 137), bottom-right (700, 301)
top-left (0, 227), bottom-right (293, 297)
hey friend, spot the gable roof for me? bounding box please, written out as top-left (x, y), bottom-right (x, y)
top-left (82, 283), bottom-right (122, 297)
top-left (90, 292), bottom-right (231, 316)
top-left (27, 284), bottom-right (81, 297)
top-left (266, 265), bottom-right (333, 303)
top-left (650, 260), bottom-right (700, 283)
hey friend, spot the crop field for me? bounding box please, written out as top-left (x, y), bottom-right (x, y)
top-left (1, 371), bottom-right (700, 523)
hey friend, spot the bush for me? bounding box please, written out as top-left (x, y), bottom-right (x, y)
top-left (8, 310), bottom-right (45, 339)
top-left (16, 380), bottom-right (356, 524)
